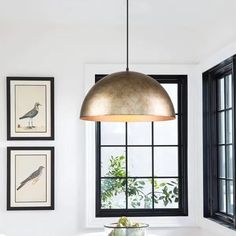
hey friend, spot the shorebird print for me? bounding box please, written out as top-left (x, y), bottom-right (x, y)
top-left (19, 102), bottom-right (41, 128)
top-left (17, 166), bottom-right (45, 191)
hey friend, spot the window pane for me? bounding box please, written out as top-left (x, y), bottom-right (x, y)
top-left (217, 112), bottom-right (225, 144)
top-left (161, 84), bottom-right (178, 113)
top-left (101, 178), bottom-right (126, 209)
top-left (128, 122), bottom-right (151, 145)
top-left (226, 74), bottom-right (232, 109)
top-left (128, 178), bottom-right (152, 209)
top-left (226, 145), bottom-right (233, 179)
top-left (154, 178), bottom-right (179, 209)
top-left (217, 78), bottom-right (224, 110)
top-left (218, 180), bottom-right (226, 213)
top-left (128, 147), bottom-right (152, 177)
top-left (226, 110), bottom-right (232, 144)
top-left (218, 146), bottom-right (225, 178)
top-left (101, 147), bottom-right (126, 177)
top-left (227, 181), bottom-right (234, 216)
top-left (154, 116), bottom-right (178, 145)
top-left (101, 122), bottom-right (125, 145)
top-left (154, 147), bottom-right (178, 177)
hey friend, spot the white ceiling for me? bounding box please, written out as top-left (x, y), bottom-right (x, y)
top-left (0, 0), bottom-right (236, 63)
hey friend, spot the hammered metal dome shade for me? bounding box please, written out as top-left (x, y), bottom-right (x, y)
top-left (80, 71), bottom-right (175, 122)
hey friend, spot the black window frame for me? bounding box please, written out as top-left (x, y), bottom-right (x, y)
top-left (95, 74), bottom-right (188, 217)
top-left (203, 55), bottom-right (236, 229)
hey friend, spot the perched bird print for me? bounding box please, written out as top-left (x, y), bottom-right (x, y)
top-left (17, 166), bottom-right (44, 191)
top-left (19, 102), bottom-right (41, 128)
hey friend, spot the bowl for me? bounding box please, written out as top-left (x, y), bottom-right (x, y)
top-left (104, 223), bottom-right (149, 236)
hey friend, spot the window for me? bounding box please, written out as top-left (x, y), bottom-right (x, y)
top-left (96, 74), bottom-right (188, 217)
top-left (203, 55), bottom-right (236, 228)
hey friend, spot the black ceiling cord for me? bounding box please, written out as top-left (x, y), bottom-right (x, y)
top-left (126, 0), bottom-right (129, 71)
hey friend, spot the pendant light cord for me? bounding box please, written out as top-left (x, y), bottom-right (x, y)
top-left (126, 0), bottom-right (129, 71)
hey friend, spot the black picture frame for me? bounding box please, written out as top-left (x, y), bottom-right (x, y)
top-left (7, 77), bottom-right (55, 140)
top-left (7, 147), bottom-right (55, 211)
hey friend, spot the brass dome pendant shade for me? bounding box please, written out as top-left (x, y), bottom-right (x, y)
top-left (80, 71), bottom-right (175, 122)
top-left (80, 0), bottom-right (175, 122)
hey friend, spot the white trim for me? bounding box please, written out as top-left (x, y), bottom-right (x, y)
top-left (84, 64), bottom-right (199, 228)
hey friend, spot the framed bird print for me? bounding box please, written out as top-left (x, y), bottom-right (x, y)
top-left (7, 147), bottom-right (54, 210)
top-left (7, 77), bottom-right (54, 140)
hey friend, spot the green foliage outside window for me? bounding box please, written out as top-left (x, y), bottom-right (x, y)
top-left (101, 155), bottom-right (178, 209)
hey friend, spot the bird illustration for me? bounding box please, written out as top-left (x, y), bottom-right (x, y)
top-left (17, 166), bottom-right (45, 191)
top-left (19, 102), bottom-right (41, 128)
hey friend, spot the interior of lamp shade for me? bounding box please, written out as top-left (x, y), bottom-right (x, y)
top-left (80, 115), bottom-right (176, 122)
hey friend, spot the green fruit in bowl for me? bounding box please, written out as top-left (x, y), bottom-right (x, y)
top-left (118, 216), bottom-right (131, 227)
top-left (131, 222), bottom-right (140, 227)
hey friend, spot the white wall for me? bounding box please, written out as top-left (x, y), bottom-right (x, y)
top-left (0, 22), bottom-right (236, 236)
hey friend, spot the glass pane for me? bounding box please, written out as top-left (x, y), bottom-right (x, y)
top-left (217, 78), bottom-right (224, 110)
top-left (101, 122), bottom-right (125, 145)
top-left (218, 180), bottom-right (226, 213)
top-left (226, 74), bottom-right (232, 109)
top-left (101, 147), bottom-right (126, 177)
top-left (154, 116), bottom-right (178, 145)
top-left (101, 178), bottom-right (126, 209)
top-left (128, 147), bottom-right (152, 177)
top-left (127, 122), bottom-right (151, 145)
top-left (227, 181), bottom-right (234, 216)
top-left (218, 146), bottom-right (225, 178)
top-left (226, 110), bottom-right (232, 144)
top-left (154, 147), bottom-right (178, 177)
top-left (161, 84), bottom-right (178, 113)
top-left (128, 178), bottom-right (152, 209)
top-left (154, 178), bottom-right (179, 208)
top-left (226, 145), bottom-right (233, 179)
top-left (218, 112), bottom-right (225, 144)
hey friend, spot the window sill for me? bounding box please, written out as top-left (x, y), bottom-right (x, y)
top-left (204, 216), bottom-right (235, 232)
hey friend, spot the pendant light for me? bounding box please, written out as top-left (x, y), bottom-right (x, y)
top-left (80, 0), bottom-right (175, 122)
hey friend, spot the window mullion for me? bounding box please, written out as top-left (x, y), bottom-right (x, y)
top-left (232, 59), bottom-right (236, 227)
top-left (224, 76), bottom-right (229, 215)
top-left (213, 77), bottom-right (219, 214)
top-left (125, 122), bottom-right (128, 210)
top-left (97, 122), bottom-right (102, 212)
top-left (151, 122), bottom-right (154, 209)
